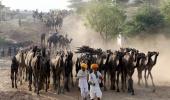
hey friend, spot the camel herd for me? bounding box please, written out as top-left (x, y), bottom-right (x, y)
top-left (33, 9), bottom-right (71, 31)
top-left (10, 45), bottom-right (159, 96)
top-left (46, 32), bottom-right (72, 50)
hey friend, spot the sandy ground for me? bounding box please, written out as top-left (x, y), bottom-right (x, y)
top-left (0, 58), bottom-right (170, 100)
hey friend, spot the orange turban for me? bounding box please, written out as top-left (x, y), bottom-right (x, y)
top-left (81, 63), bottom-right (87, 69)
top-left (91, 64), bottom-right (99, 70)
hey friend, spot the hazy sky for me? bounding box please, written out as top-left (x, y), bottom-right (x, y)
top-left (2, 0), bottom-right (70, 11)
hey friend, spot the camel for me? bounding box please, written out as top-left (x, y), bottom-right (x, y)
top-left (145, 51), bottom-right (159, 92)
top-left (115, 50), bottom-right (129, 93)
top-left (136, 52), bottom-right (147, 85)
top-left (41, 33), bottom-right (46, 47)
top-left (125, 48), bottom-right (138, 95)
top-left (64, 51), bottom-right (74, 92)
top-left (30, 51), bottom-right (43, 95)
top-left (25, 46), bottom-right (40, 91)
top-left (15, 50), bottom-right (26, 85)
top-left (25, 50), bottom-right (34, 82)
top-left (105, 50), bottom-right (119, 91)
top-left (136, 51), bottom-right (159, 92)
top-left (102, 50), bottom-right (113, 91)
top-left (116, 48), bottom-right (139, 95)
top-left (11, 56), bottom-right (19, 88)
top-left (75, 57), bottom-right (81, 76)
top-left (28, 47), bottom-right (50, 95)
top-left (51, 51), bottom-right (66, 94)
top-left (40, 47), bottom-right (51, 92)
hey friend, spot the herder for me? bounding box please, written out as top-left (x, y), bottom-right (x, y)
top-left (77, 63), bottom-right (89, 100)
top-left (89, 64), bottom-right (103, 100)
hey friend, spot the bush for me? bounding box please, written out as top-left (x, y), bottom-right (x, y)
top-left (134, 6), bottom-right (165, 32)
top-left (161, 0), bottom-right (170, 25)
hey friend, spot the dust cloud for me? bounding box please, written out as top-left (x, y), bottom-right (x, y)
top-left (62, 14), bottom-right (170, 84)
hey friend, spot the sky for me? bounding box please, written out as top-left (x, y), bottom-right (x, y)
top-left (1, 0), bottom-right (70, 12)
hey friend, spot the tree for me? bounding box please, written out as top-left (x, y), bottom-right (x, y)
top-left (122, 4), bottom-right (164, 36)
top-left (134, 5), bottom-right (164, 32)
top-left (85, 0), bottom-right (126, 41)
top-left (161, 0), bottom-right (170, 25)
top-left (68, 0), bottom-right (88, 13)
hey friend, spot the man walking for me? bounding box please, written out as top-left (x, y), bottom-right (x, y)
top-left (89, 64), bottom-right (103, 100)
top-left (77, 63), bottom-right (89, 100)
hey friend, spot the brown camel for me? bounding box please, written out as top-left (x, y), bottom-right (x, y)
top-left (30, 52), bottom-right (43, 95)
top-left (145, 51), bottom-right (159, 92)
top-left (106, 50), bottom-right (119, 91)
top-left (51, 51), bottom-right (65, 94)
top-left (41, 33), bottom-right (46, 47)
top-left (11, 56), bottom-right (19, 88)
top-left (126, 48), bottom-right (138, 95)
top-left (136, 52), bottom-right (147, 86)
top-left (15, 50), bottom-right (26, 85)
top-left (136, 51), bottom-right (159, 92)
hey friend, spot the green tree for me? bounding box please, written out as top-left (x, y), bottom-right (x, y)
top-left (161, 0), bottom-right (170, 25)
top-left (135, 5), bottom-right (164, 31)
top-left (123, 4), bottom-right (164, 36)
top-left (68, 0), bottom-right (88, 13)
top-left (85, 0), bottom-right (126, 41)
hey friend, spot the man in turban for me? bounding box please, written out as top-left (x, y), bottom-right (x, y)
top-left (89, 64), bottom-right (103, 100)
top-left (77, 63), bottom-right (89, 100)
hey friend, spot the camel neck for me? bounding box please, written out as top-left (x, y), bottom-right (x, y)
top-left (147, 55), bottom-right (152, 65)
top-left (153, 55), bottom-right (158, 65)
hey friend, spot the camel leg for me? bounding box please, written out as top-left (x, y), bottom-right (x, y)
top-left (62, 75), bottom-right (65, 94)
top-left (64, 77), bottom-right (70, 92)
top-left (45, 77), bottom-right (48, 92)
top-left (149, 71), bottom-right (156, 92)
top-left (124, 71), bottom-right (127, 90)
top-left (19, 67), bottom-right (22, 85)
top-left (110, 74), bottom-right (113, 90)
top-left (57, 77), bottom-right (60, 94)
top-left (108, 74), bottom-right (110, 87)
top-left (121, 72), bottom-right (125, 92)
top-left (71, 72), bottom-right (74, 87)
top-left (103, 71), bottom-right (107, 91)
top-left (25, 67), bottom-right (28, 81)
top-left (113, 72), bottom-right (116, 90)
top-left (147, 71), bottom-right (150, 80)
top-left (28, 68), bottom-right (32, 91)
top-left (15, 72), bottom-right (18, 88)
top-left (116, 72), bottom-right (120, 92)
top-left (11, 70), bottom-right (14, 88)
top-left (22, 68), bottom-right (25, 80)
top-left (47, 74), bottom-right (50, 90)
top-left (144, 69), bottom-right (148, 87)
top-left (33, 75), bottom-right (36, 93)
top-left (110, 72), bottom-right (115, 90)
top-left (128, 77), bottom-right (134, 95)
top-left (53, 72), bottom-right (57, 90)
top-left (137, 69), bottom-right (142, 86)
top-left (36, 77), bottom-right (40, 95)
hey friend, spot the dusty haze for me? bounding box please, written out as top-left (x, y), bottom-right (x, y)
top-left (62, 14), bottom-right (170, 85)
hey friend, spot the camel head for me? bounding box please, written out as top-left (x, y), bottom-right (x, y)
top-left (70, 38), bottom-right (73, 43)
top-left (148, 51), bottom-right (159, 57)
top-left (117, 51), bottom-right (126, 59)
top-left (154, 51), bottom-right (159, 56)
top-left (106, 49), bottom-right (113, 54)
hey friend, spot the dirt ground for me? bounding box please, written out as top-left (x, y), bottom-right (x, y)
top-left (0, 58), bottom-right (170, 100)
